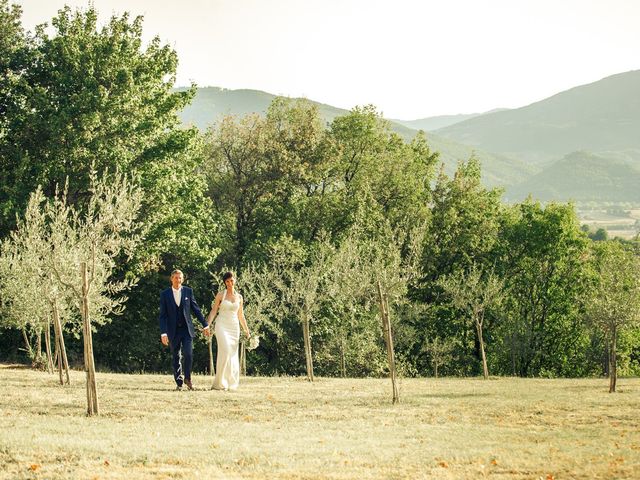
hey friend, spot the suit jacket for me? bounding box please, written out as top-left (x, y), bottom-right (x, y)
top-left (159, 286), bottom-right (207, 342)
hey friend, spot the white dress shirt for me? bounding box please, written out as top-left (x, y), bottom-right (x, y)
top-left (172, 286), bottom-right (182, 307)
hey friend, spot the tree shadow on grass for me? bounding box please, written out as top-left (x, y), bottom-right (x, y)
top-left (0, 363), bottom-right (32, 370)
top-left (108, 385), bottom-right (191, 392)
top-left (413, 392), bottom-right (493, 400)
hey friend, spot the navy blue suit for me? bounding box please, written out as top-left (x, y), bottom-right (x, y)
top-left (159, 286), bottom-right (207, 386)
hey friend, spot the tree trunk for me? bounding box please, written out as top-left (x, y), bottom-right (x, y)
top-left (52, 300), bottom-right (70, 385)
top-left (21, 328), bottom-right (33, 360)
top-left (44, 319), bottom-right (54, 374)
top-left (35, 330), bottom-right (43, 368)
top-left (302, 317), bottom-right (314, 381)
top-left (240, 340), bottom-right (247, 376)
top-left (377, 280), bottom-right (399, 404)
top-left (510, 331), bottom-right (517, 376)
top-left (340, 337), bottom-right (346, 378)
top-left (81, 262), bottom-right (99, 415)
top-left (477, 320), bottom-right (489, 379)
top-left (54, 330), bottom-right (63, 385)
top-left (609, 329), bottom-right (617, 393)
top-left (434, 363), bottom-right (439, 379)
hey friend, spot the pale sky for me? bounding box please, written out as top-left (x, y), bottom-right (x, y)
top-left (15, 0), bottom-right (640, 119)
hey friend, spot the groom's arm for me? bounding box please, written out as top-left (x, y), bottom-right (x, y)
top-left (189, 289), bottom-right (209, 331)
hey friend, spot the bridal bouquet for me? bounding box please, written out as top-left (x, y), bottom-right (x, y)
top-left (247, 335), bottom-right (260, 351)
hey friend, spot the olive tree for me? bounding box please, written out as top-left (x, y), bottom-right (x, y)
top-left (438, 265), bottom-right (504, 379)
top-left (263, 235), bottom-right (334, 381)
top-left (0, 188), bottom-right (73, 382)
top-left (328, 216), bottom-right (426, 403)
top-left (587, 241), bottom-right (640, 393)
top-left (423, 337), bottom-right (457, 378)
top-left (48, 170), bottom-right (143, 415)
top-left (237, 263), bottom-right (280, 374)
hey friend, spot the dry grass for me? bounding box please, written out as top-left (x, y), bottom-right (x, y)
top-left (578, 209), bottom-right (640, 239)
top-left (1, 364), bottom-right (639, 479)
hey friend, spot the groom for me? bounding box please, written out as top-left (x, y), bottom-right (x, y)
top-left (159, 269), bottom-right (210, 390)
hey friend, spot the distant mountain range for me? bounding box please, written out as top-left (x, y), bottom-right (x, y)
top-left (435, 70), bottom-right (640, 165)
top-left (177, 69), bottom-right (640, 204)
top-left (392, 109), bottom-right (507, 132)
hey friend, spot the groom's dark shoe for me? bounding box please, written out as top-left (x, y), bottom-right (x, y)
top-left (185, 379), bottom-right (194, 391)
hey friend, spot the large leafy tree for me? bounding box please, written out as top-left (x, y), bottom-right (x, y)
top-left (203, 98), bottom-right (326, 268)
top-left (0, 0), bottom-right (24, 122)
top-left (0, 0), bottom-right (23, 107)
top-left (0, 4), bottom-right (206, 236)
top-left (0, 4), bottom-right (218, 370)
top-left (413, 157), bottom-right (504, 375)
top-left (0, 0), bottom-right (27, 226)
top-left (422, 157), bottom-right (503, 282)
top-left (323, 106), bottom-right (438, 234)
top-left (203, 102), bottom-right (438, 377)
top-left (496, 200), bottom-right (591, 377)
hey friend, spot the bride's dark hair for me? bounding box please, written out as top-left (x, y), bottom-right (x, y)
top-left (222, 271), bottom-right (234, 283)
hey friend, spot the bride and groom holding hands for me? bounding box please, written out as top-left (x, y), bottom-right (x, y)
top-left (158, 269), bottom-right (251, 391)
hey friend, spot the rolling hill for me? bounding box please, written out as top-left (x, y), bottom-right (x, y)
top-left (435, 70), bottom-right (640, 164)
top-left (506, 150), bottom-right (640, 203)
top-left (392, 113), bottom-right (482, 131)
top-left (392, 109), bottom-right (507, 132)
top-left (177, 87), bottom-right (350, 130)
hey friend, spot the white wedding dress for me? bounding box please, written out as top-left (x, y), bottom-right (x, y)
top-left (212, 294), bottom-right (241, 391)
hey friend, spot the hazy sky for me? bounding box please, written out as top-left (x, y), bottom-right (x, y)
top-left (15, 0), bottom-right (640, 119)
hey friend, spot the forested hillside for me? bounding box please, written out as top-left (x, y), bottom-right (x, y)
top-left (507, 151), bottom-right (640, 202)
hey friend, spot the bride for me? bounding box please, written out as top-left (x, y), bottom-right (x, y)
top-left (207, 271), bottom-right (251, 391)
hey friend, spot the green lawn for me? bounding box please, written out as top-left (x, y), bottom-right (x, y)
top-left (1, 365), bottom-right (638, 479)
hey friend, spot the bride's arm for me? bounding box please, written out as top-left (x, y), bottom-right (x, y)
top-left (206, 292), bottom-right (222, 326)
top-left (238, 295), bottom-right (251, 337)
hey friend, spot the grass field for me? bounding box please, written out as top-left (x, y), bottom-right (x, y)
top-left (1, 365), bottom-right (639, 479)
